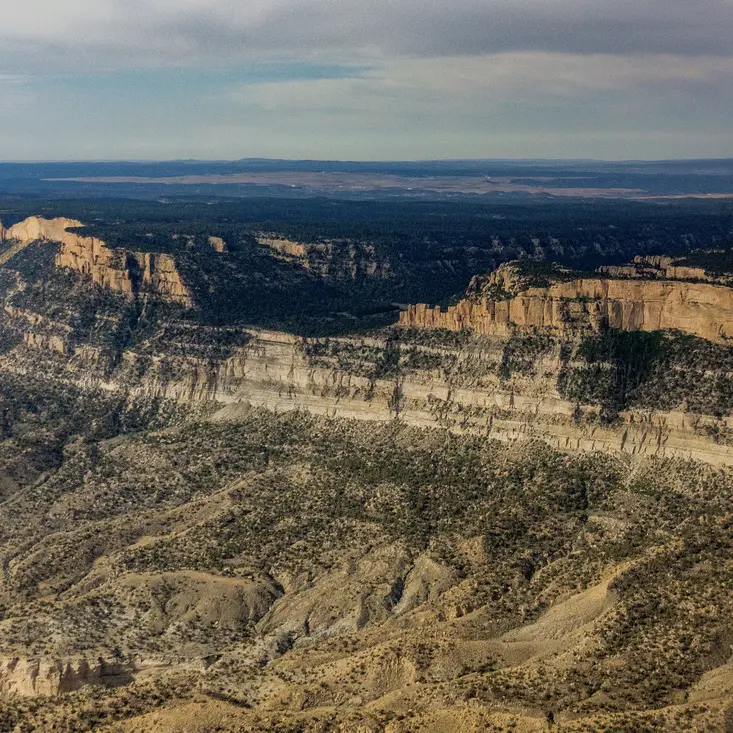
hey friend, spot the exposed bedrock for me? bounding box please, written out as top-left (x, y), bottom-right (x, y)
top-left (1, 216), bottom-right (192, 305)
top-left (0, 657), bottom-right (131, 697)
top-left (82, 329), bottom-right (733, 467)
top-left (400, 261), bottom-right (733, 344)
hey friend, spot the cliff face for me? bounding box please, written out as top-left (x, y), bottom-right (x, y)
top-left (1, 216), bottom-right (85, 246)
top-left (54, 328), bottom-right (726, 468)
top-left (1, 216), bottom-right (192, 306)
top-left (399, 262), bottom-right (733, 344)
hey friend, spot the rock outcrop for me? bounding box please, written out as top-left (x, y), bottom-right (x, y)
top-left (256, 232), bottom-right (392, 279)
top-left (1, 216), bottom-right (86, 246)
top-left (82, 328), bottom-right (733, 468)
top-left (599, 254), bottom-right (728, 285)
top-left (399, 261), bottom-right (733, 344)
top-left (6, 238), bottom-right (733, 467)
top-left (0, 657), bottom-right (132, 697)
top-left (1, 216), bottom-right (192, 306)
top-left (208, 236), bottom-right (227, 253)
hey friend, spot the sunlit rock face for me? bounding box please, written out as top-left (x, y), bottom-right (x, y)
top-left (1, 216), bottom-right (192, 306)
top-left (400, 261), bottom-right (733, 344)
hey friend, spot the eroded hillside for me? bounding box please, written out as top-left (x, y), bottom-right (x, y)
top-left (0, 409), bottom-right (729, 731)
top-left (0, 214), bottom-right (731, 731)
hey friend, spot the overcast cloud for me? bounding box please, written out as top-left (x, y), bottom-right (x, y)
top-left (1, 0), bottom-right (732, 159)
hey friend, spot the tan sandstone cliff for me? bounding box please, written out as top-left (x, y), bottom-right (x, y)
top-left (399, 261), bottom-right (733, 344)
top-left (6, 241), bottom-right (733, 467)
top-left (0, 216), bottom-right (192, 306)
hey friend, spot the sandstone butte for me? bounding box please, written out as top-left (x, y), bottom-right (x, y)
top-left (0, 216), bottom-right (192, 306)
top-left (399, 260), bottom-right (733, 345)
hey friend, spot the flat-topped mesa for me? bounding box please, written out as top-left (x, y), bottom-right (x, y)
top-left (0, 216), bottom-right (192, 306)
top-left (399, 260), bottom-right (733, 344)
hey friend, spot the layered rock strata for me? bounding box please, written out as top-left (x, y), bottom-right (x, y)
top-left (5, 246), bottom-right (733, 468)
top-left (399, 262), bottom-right (733, 344)
top-left (0, 657), bottom-right (131, 697)
top-left (59, 329), bottom-right (733, 468)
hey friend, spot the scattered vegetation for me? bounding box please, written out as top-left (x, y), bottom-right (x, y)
top-left (0, 404), bottom-right (728, 729)
top-left (499, 332), bottom-right (554, 379)
top-left (1, 194), bottom-right (732, 730)
top-left (560, 329), bottom-right (733, 419)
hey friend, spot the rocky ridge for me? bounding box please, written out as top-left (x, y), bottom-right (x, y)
top-left (141, 330), bottom-right (733, 466)
top-left (599, 253), bottom-right (732, 284)
top-left (3, 232), bottom-right (733, 467)
top-left (0, 216), bottom-right (192, 305)
top-left (7, 321), bottom-right (733, 467)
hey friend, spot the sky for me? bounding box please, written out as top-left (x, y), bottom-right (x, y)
top-left (1, 0), bottom-right (733, 161)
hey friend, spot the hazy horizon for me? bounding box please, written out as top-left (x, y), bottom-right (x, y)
top-left (3, 156), bottom-right (733, 165)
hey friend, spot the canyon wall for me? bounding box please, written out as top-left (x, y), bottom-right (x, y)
top-left (5, 238), bottom-right (733, 468)
top-left (64, 329), bottom-right (733, 468)
top-left (0, 217), bottom-right (192, 306)
top-left (399, 263), bottom-right (733, 344)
